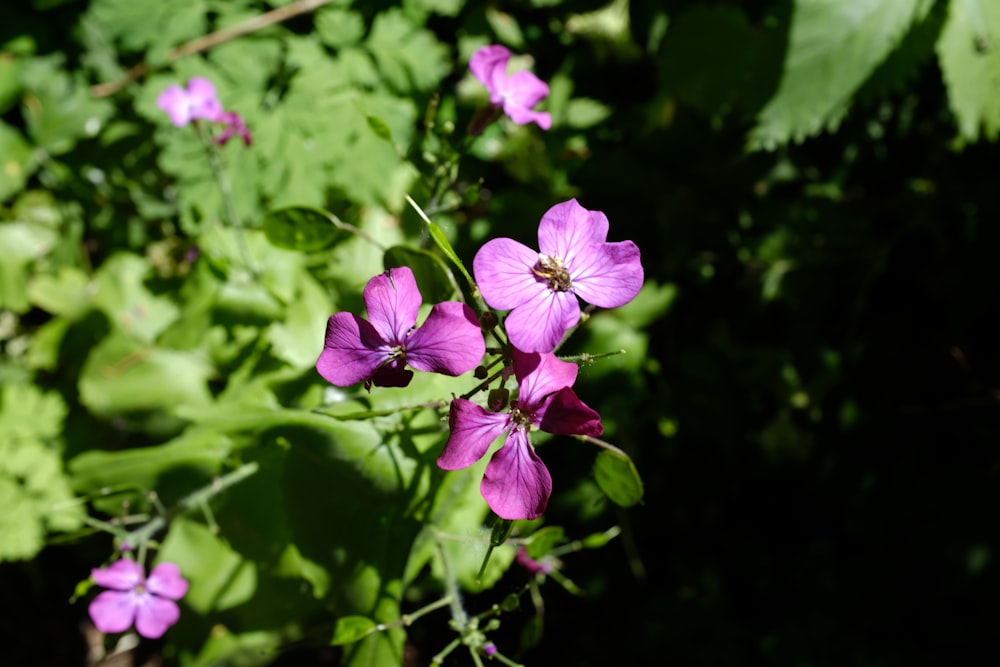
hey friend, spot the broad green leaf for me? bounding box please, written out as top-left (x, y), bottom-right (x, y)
top-left (86, 0), bottom-right (207, 55)
top-left (526, 526), bottom-right (566, 560)
top-left (262, 206), bottom-right (346, 252)
top-left (0, 383), bottom-right (66, 440)
top-left (564, 97), bottom-right (613, 128)
top-left (593, 449), bottom-right (644, 507)
top-left (937, 0), bottom-right (1000, 141)
top-left (266, 272), bottom-right (333, 369)
top-left (315, 7), bottom-right (367, 48)
top-left (427, 221), bottom-right (474, 287)
top-left (0, 121), bottom-right (32, 203)
top-left (158, 517), bottom-right (258, 614)
top-left (365, 9), bottom-right (450, 94)
top-left (92, 254), bottom-right (179, 342)
top-left (26, 266), bottom-right (92, 319)
top-left (0, 219), bottom-right (56, 312)
top-left (68, 429), bottom-right (233, 492)
top-left (331, 616), bottom-right (377, 646)
top-left (384, 245), bottom-right (459, 303)
top-left (78, 332), bottom-right (213, 419)
top-left (750, 0), bottom-right (931, 149)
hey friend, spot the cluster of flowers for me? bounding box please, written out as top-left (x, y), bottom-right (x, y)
top-left (316, 198), bottom-right (642, 519)
top-left (156, 76), bottom-right (252, 146)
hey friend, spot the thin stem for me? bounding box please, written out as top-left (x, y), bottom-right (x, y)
top-left (375, 595), bottom-right (454, 632)
top-left (90, 0), bottom-right (336, 97)
top-left (197, 123), bottom-right (256, 276)
top-left (572, 433), bottom-right (631, 459)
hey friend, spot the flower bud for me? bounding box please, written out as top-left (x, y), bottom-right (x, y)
top-left (487, 388), bottom-right (509, 412)
top-left (480, 311), bottom-right (498, 331)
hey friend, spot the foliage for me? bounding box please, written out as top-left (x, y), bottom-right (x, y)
top-left (2, 0), bottom-right (1000, 665)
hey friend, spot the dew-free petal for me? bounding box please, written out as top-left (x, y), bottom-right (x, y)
top-left (513, 350), bottom-right (579, 407)
top-left (437, 399), bottom-right (509, 470)
top-left (503, 288), bottom-right (579, 354)
top-left (92, 559), bottom-right (144, 590)
top-left (89, 590), bottom-right (138, 634)
top-left (538, 386), bottom-right (603, 436)
top-left (570, 240), bottom-right (643, 309)
top-left (537, 199), bottom-right (609, 261)
top-left (146, 562), bottom-right (189, 600)
top-left (364, 267), bottom-right (422, 344)
top-left (316, 312), bottom-right (391, 386)
top-left (481, 429), bottom-right (552, 520)
top-left (469, 45), bottom-right (511, 104)
top-left (186, 77), bottom-right (223, 121)
top-left (473, 237), bottom-right (544, 311)
top-left (502, 71), bottom-right (551, 129)
top-left (406, 302), bottom-right (485, 376)
top-left (134, 596), bottom-right (181, 639)
top-left (156, 86), bottom-right (190, 127)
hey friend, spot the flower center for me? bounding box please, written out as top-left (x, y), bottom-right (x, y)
top-left (532, 254), bottom-right (572, 292)
top-left (509, 402), bottom-right (535, 428)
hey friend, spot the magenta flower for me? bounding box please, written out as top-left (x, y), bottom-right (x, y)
top-left (437, 349), bottom-right (602, 520)
top-left (470, 45), bottom-right (551, 130)
top-left (316, 266), bottom-right (485, 390)
top-left (473, 199), bottom-right (643, 354)
top-left (156, 77), bottom-right (224, 127)
top-left (515, 546), bottom-right (554, 574)
top-left (215, 111), bottom-right (252, 146)
top-left (88, 560), bottom-right (189, 639)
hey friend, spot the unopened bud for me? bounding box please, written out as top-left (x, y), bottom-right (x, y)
top-left (474, 365), bottom-right (488, 379)
top-left (480, 311), bottom-right (498, 331)
top-left (487, 388), bottom-right (509, 412)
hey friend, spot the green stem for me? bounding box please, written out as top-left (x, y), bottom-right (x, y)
top-left (197, 122), bottom-right (256, 276)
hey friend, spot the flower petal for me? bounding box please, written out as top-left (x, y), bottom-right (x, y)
top-left (134, 596), bottom-right (181, 639)
top-left (473, 237), bottom-right (545, 311)
top-left (316, 312), bottom-right (390, 387)
top-left (470, 45), bottom-right (511, 104)
top-left (481, 429), bottom-right (552, 520)
top-left (538, 386), bottom-right (603, 436)
top-left (504, 288), bottom-right (579, 354)
top-left (513, 350), bottom-right (579, 409)
top-left (146, 562), bottom-right (189, 600)
top-left (371, 359), bottom-right (414, 388)
top-left (537, 199), bottom-right (609, 262)
top-left (89, 590), bottom-right (138, 634)
top-left (501, 71), bottom-right (551, 129)
top-left (156, 85), bottom-right (190, 127)
top-left (406, 302), bottom-right (485, 376)
top-left (186, 77), bottom-right (223, 121)
top-left (437, 399), bottom-right (509, 470)
top-left (92, 559), bottom-right (144, 590)
top-left (570, 240), bottom-right (644, 309)
top-left (364, 267), bottom-right (421, 344)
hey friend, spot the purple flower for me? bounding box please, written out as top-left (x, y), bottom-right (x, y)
top-left (515, 546), bottom-right (554, 574)
top-left (88, 560), bottom-right (189, 639)
top-left (316, 266), bottom-right (485, 390)
top-left (437, 349), bottom-right (602, 520)
top-left (473, 199), bottom-right (643, 354)
top-left (156, 77), bottom-right (224, 127)
top-left (470, 45), bottom-right (551, 130)
top-left (215, 111), bottom-right (252, 147)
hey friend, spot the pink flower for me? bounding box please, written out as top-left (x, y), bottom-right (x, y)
top-left (470, 45), bottom-right (551, 130)
top-left (215, 111), bottom-right (252, 146)
top-left (88, 560), bottom-right (189, 639)
top-left (437, 349), bottom-right (602, 520)
top-left (156, 77), bottom-right (224, 127)
top-left (473, 199), bottom-right (643, 353)
top-left (515, 546), bottom-right (554, 574)
top-left (316, 266), bottom-right (486, 390)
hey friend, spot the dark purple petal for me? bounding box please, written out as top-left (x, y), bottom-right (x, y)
top-left (134, 596), bottom-right (181, 639)
top-left (371, 359), bottom-right (413, 388)
top-left (537, 199), bottom-right (609, 261)
top-left (406, 302), bottom-right (485, 376)
top-left (570, 240), bottom-right (643, 309)
top-left (92, 559), bottom-right (143, 591)
top-left (316, 312), bottom-right (390, 387)
top-left (481, 429), bottom-right (552, 520)
top-left (513, 350), bottom-right (579, 409)
top-left (364, 267), bottom-right (421, 345)
top-left (504, 288), bottom-right (579, 354)
top-left (89, 590), bottom-right (138, 634)
top-left (473, 237), bottom-right (544, 311)
top-left (437, 399), bottom-right (509, 470)
top-left (146, 562), bottom-right (188, 600)
top-left (538, 386), bottom-right (603, 436)
top-left (502, 71), bottom-right (551, 129)
top-left (469, 45), bottom-right (511, 104)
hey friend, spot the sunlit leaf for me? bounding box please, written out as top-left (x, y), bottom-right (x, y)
top-left (262, 206), bottom-right (346, 252)
top-left (593, 449), bottom-right (644, 507)
top-left (331, 616), bottom-right (377, 646)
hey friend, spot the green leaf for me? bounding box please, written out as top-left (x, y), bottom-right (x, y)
top-left (365, 9), bottom-right (450, 94)
top-left (384, 245), bottom-right (459, 303)
top-left (526, 526), bottom-right (565, 560)
top-left (266, 272), bottom-right (333, 369)
top-left (86, 0), bottom-right (207, 55)
top-left (262, 206), bottom-right (347, 252)
top-left (564, 97), bottom-right (613, 129)
top-left (26, 266), bottom-right (92, 319)
top-left (366, 114), bottom-right (395, 144)
top-left (593, 449), bottom-right (644, 507)
top-left (158, 517), bottom-right (258, 614)
top-left (0, 383), bottom-right (66, 440)
top-left (750, 0), bottom-right (932, 149)
top-left (0, 121), bottom-right (33, 203)
top-left (937, 0), bottom-right (1000, 142)
top-left (427, 220), bottom-right (475, 287)
top-left (315, 7), bottom-right (366, 48)
top-left (0, 219), bottom-right (57, 312)
top-left (92, 253), bottom-right (179, 342)
top-left (331, 616), bottom-right (377, 646)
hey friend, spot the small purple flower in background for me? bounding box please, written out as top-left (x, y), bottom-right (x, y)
top-left (88, 560), bottom-right (189, 639)
top-left (156, 77), bottom-right (224, 127)
top-left (316, 266), bottom-right (485, 390)
top-left (515, 546), bottom-right (554, 574)
top-left (215, 111), bottom-right (252, 146)
top-left (437, 349), bottom-right (602, 520)
top-left (470, 45), bottom-right (551, 130)
top-left (474, 198), bottom-right (643, 354)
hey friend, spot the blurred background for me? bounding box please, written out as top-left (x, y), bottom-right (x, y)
top-left (2, 0), bottom-right (1000, 665)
